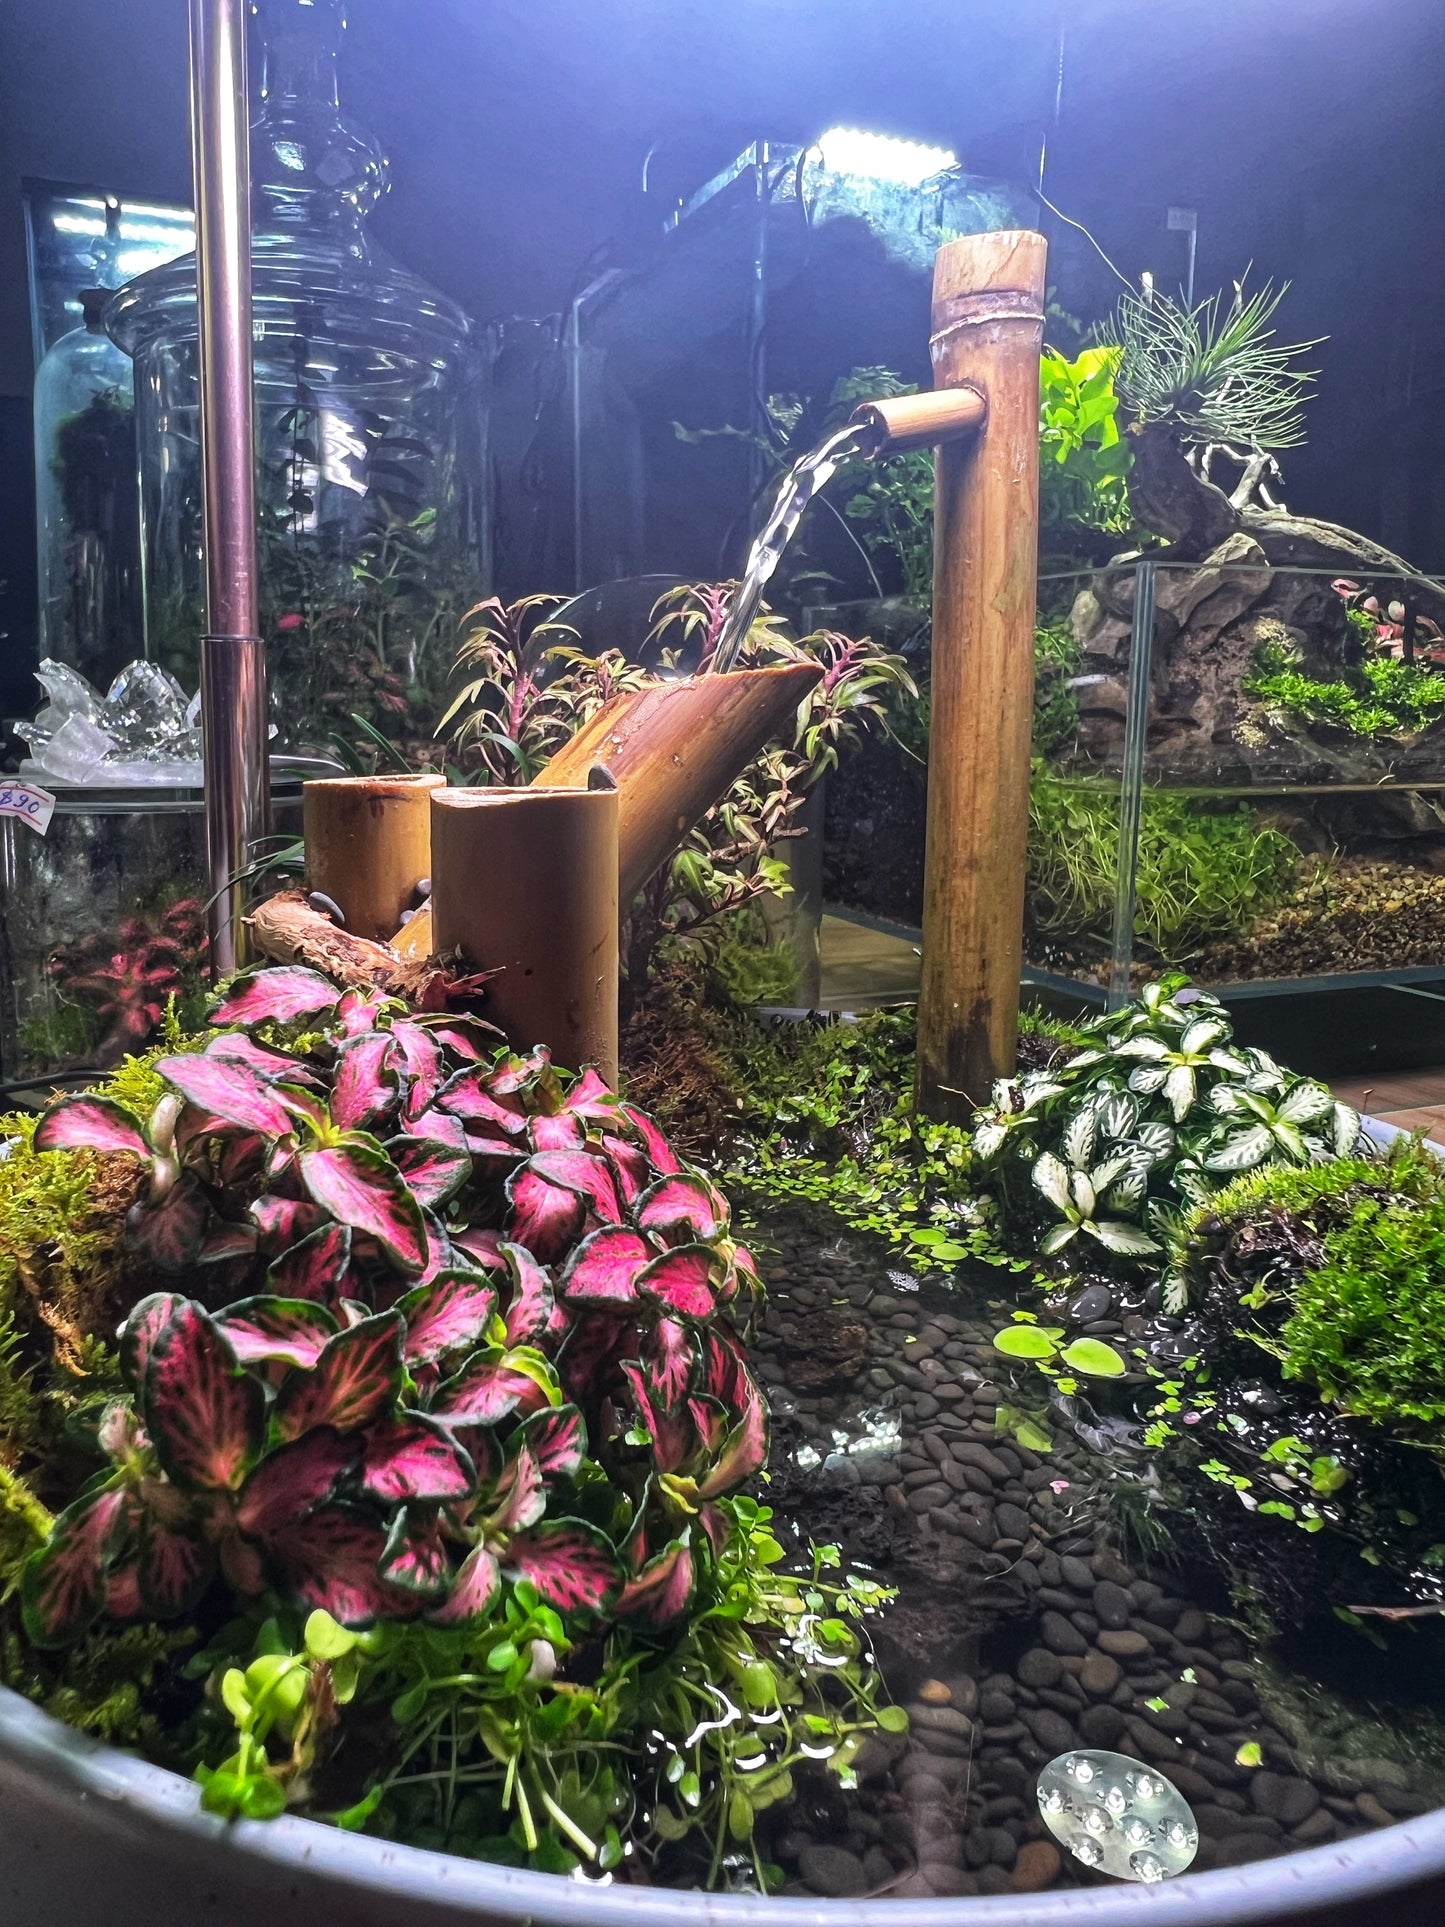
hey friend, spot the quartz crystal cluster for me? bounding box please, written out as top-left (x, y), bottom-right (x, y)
top-left (16, 658), bottom-right (202, 786)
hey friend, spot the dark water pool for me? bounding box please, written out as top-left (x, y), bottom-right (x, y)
top-left (741, 1199), bottom-right (1445, 1900)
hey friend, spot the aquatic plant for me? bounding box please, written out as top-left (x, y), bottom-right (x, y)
top-left (969, 978), bottom-right (1360, 1306)
top-left (1027, 774), bottom-right (1299, 961)
top-left (1245, 640), bottom-right (1445, 738)
top-left (5, 965), bottom-right (897, 1880)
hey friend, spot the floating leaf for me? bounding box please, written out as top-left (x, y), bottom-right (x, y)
top-left (992, 1325), bottom-right (1059, 1361)
top-left (1059, 1337), bottom-right (1128, 1377)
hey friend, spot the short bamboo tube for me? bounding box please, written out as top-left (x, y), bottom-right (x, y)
top-left (429, 787), bottom-right (619, 1082)
top-left (916, 230), bottom-right (1047, 1124)
top-left (534, 663), bottom-right (821, 904)
top-left (303, 774), bottom-right (444, 942)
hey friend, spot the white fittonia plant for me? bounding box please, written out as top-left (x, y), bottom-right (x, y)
top-left (971, 980), bottom-right (1361, 1310)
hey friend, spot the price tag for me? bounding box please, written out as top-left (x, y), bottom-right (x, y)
top-left (0, 781), bottom-right (56, 836)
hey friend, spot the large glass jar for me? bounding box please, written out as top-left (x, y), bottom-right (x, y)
top-left (33, 287), bottom-right (145, 690)
top-left (105, 0), bottom-right (490, 753)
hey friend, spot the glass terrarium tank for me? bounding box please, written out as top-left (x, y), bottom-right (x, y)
top-left (104, 0), bottom-right (490, 753)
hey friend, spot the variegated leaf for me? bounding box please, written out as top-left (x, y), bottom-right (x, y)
top-left (266, 1221), bottom-right (353, 1303)
top-left (127, 1174), bottom-right (209, 1273)
top-left (156, 1055), bottom-right (295, 1138)
top-left (1032, 1152), bottom-right (1071, 1213)
top-left (34, 1095), bottom-right (150, 1160)
top-left (379, 1508), bottom-right (451, 1600)
top-left (512, 1403), bottom-right (587, 1480)
top-left (505, 1520), bottom-right (618, 1614)
top-left (501, 1242), bottom-right (554, 1345)
top-left (1087, 1220), bottom-right (1161, 1257)
top-left (142, 1303), bottom-right (266, 1493)
top-left (235, 1427), bottom-right (361, 1540)
top-left (635, 1172), bottom-right (726, 1245)
top-left (215, 1296), bottom-right (339, 1370)
top-left (20, 1490), bottom-right (129, 1646)
top-left (299, 1140), bottom-right (427, 1273)
top-left (399, 1271), bottom-right (498, 1365)
top-left (269, 1507), bottom-right (409, 1625)
top-left (615, 1536), bottom-right (695, 1627)
top-left (636, 1244), bottom-right (718, 1321)
top-left (1202, 1125), bottom-right (1273, 1174)
top-left (428, 1542), bottom-right (501, 1624)
top-left (505, 1163), bottom-right (587, 1263)
top-left (209, 967), bottom-right (340, 1028)
top-left (272, 1310), bottom-right (404, 1441)
top-left (361, 1413), bottom-right (475, 1503)
top-left (555, 1225), bottom-right (652, 1305)
top-left (619, 1103), bottom-right (683, 1176)
top-left (330, 1033), bottom-right (400, 1133)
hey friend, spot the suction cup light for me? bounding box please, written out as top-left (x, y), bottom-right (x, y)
top-left (1037, 1750), bottom-right (1199, 1883)
top-left (815, 127), bottom-right (957, 187)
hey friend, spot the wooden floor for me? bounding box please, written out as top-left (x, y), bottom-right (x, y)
top-left (817, 910), bottom-right (1445, 1134)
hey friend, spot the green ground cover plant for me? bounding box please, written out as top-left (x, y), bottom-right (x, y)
top-left (1245, 645), bottom-right (1445, 738)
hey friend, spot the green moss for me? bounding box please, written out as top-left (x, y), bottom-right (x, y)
top-left (1245, 646), bottom-right (1445, 738)
top-left (1280, 1179), bottom-right (1445, 1428)
top-left (1028, 774), bottom-right (1299, 959)
top-left (1193, 1137), bottom-right (1445, 1234)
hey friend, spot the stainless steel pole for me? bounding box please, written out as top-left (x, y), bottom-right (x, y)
top-left (191, 0), bottom-right (269, 977)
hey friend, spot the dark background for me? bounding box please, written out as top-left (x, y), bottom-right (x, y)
top-left (1, 0), bottom-right (1442, 703)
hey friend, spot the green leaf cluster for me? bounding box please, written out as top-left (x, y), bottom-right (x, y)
top-left (1245, 645), bottom-right (1445, 739)
top-left (1038, 346), bottom-right (1133, 536)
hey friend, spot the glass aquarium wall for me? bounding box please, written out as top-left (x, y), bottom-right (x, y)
top-left (103, 0), bottom-right (490, 754)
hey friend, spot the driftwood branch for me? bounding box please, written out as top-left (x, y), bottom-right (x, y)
top-left (248, 891), bottom-right (406, 990)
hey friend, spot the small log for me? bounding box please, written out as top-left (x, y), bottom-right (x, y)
top-left (533, 663), bottom-right (821, 903)
top-left (249, 890), bottom-right (406, 990)
top-left (302, 774), bottom-right (445, 941)
top-left (917, 229), bottom-right (1047, 1122)
top-left (430, 787), bottom-right (619, 1080)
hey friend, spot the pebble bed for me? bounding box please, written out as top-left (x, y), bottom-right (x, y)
top-left (742, 1201), bottom-right (1445, 1900)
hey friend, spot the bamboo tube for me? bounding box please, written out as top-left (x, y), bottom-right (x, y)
top-left (916, 230), bottom-right (1047, 1124)
top-left (303, 774), bottom-right (444, 941)
top-left (849, 386), bottom-right (987, 456)
top-left (533, 663), bottom-right (820, 903)
top-left (430, 787), bottom-right (619, 1081)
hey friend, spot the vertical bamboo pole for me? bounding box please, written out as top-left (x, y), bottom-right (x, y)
top-left (430, 788), bottom-right (619, 1082)
top-left (191, 0), bottom-right (269, 977)
top-left (916, 230), bottom-right (1047, 1123)
top-left (303, 774), bottom-right (445, 941)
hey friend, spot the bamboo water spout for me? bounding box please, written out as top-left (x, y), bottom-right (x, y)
top-left (303, 773), bottom-right (444, 941)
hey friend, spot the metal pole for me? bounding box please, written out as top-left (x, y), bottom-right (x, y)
top-left (1106, 558), bottom-right (1157, 1011)
top-left (191, 0), bottom-right (269, 977)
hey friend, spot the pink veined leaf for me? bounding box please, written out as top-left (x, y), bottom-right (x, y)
top-left (385, 1133), bottom-right (472, 1210)
top-left (400, 1105), bottom-right (470, 1152)
top-left (702, 1327), bottom-right (751, 1409)
top-left (203, 1030), bottom-right (321, 1085)
top-left (157, 1055), bottom-right (296, 1139)
top-left (142, 1303), bottom-right (266, 1494)
top-left (430, 1350), bottom-right (539, 1428)
top-left (125, 1174), bottom-right (210, 1274)
top-left (330, 1032), bottom-right (400, 1133)
top-left (269, 1506), bottom-right (412, 1626)
top-left (97, 1399), bottom-right (147, 1461)
top-left (209, 966), bottom-right (340, 1028)
top-left (602, 1134), bottom-right (649, 1206)
top-left (219, 1531), bottom-right (268, 1595)
top-left (272, 1310), bottom-right (403, 1442)
top-left (556, 1066), bottom-right (619, 1122)
top-left (251, 1195), bottom-right (324, 1257)
top-left (105, 1556), bottom-right (145, 1621)
top-left (490, 1443), bottom-right (546, 1536)
top-left (213, 1128), bottom-right (269, 1189)
top-left (235, 1427), bottom-right (361, 1540)
top-left (380, 1508), bottom-right (451, 1600)
top-left (487, 1048), bottom-right (550, 1094)
top-left (411, 1210), bottom-right (454, 1293)
top-left (299, 1140), bottom-right (427, 1272)
top-left (501, 1242), bottom-right (553, 1345)
top-left (635, 1172), bottom-right (728, 1245)
top-left (554, 1233), bottom-right (651, 1310)
top-left (698, 1501), bottom-right (732, 1558)
top-left (505, 1520), bottom-right (618, 1614)
top-left (556, 1313), bottom-right (632, 1402)
top-left (196, 1219), bottom-right (259, 1265)
top-left (697, 1376), bottom-right (770, 1500)
top-left (214, 1296), bottom-right (340, 1370)
top-left (399, 1272), bottom-right (498, 1366)
top-left (529, 1150), bottom-right (622, 1225)
top-left (360, 1413), bottom-right (476, 1504)
top-left (389, 1020), bottom-right (443, 1118)
top-left (726, 1242), bottom-right (764, 1303)
top-left (462, 1124), bottom-right (529, 1167)
top-left (427, 1542), bottom-right (501, 1624)
top-left (276, 1084), bottom-right (329, 1133)
top-left (619, 1104), bottom-right (683, 1177)
top-left (689, 1394), bottom-right (729, 1455)
top-left (20, 1489), bottom-right (129, 1647)
top-left (266, 1221), bottom-right (354, 1303)
top-left (505, 1164), bottom-right (587, 1264)
top-left (635, 1243), bottom-right (718, 1321)
top-left (33, 1094), bottom-right (150, 1160)
top-left (528, 1111), bottom-right (586, 1152)
top-left (647, 1318), bottom-right (695, 1408)
top-left (615, 1538), bottom-right (695, 1628)
top-left (512, 1403), bottom-right (587, 1480)
top-left (449, 1226), bottom-right (509, 1273)
top-left (119, 1292), bottom-right (188, 1392)
top-left (435, 1068), bottom-right (528, 1135)
top-left (621, 1361), bottom-right (693, 1475)
top-left (416, 1015), bottom-right (504, 1062)
top-left (138, 1513), bottom-right (214, 1617)
top-left (335, 990), bottom-right (391, 1037)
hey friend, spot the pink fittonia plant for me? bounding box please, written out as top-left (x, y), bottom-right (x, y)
top-left (22, 965), bottom-right (768, 1648)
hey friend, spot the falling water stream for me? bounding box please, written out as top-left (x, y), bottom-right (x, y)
top-left (710, 422), bottom-right (871, 672)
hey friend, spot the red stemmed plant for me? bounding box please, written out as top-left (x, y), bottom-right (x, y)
top-left (22, 965), bottom-right (768, 1648)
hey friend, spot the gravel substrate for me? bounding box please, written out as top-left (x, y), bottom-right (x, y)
top-left (742, 1202), bottom-right (1445, 1900)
